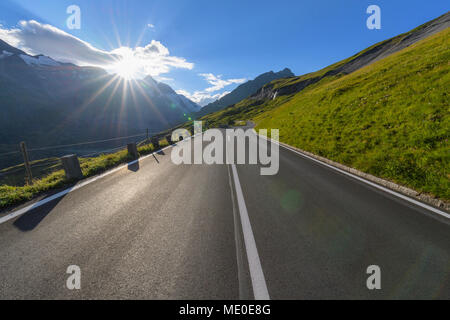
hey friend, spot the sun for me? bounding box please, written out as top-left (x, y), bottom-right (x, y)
top-left (112, 56), bottom-right (140, 80)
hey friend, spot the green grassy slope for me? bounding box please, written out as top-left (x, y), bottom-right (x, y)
top-left (202, 28), bottom-right (450, 200)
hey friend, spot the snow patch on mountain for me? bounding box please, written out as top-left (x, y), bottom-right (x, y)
top-left (0, 50), bottom-right (13, 59)
top-left (19, 54), bottom-right (61, 66)
top-left (166, 93), bottom-right (201, 113)
top-left (177, 94), bottom-right (202, 112)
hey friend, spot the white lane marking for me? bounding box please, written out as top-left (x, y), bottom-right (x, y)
top-left (230, 164), bottom-right (270, 300)
top-left (256, 131), bottom-right (450, 219)
top-left (0, 135), bottom-right (207, 225)
top-left (227, 165), bottom-right (246, 299)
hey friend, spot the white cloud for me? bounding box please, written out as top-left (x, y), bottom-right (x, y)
top-left (155, 76), bottom-right (174, 82)
top-left (217, 91), bottom-right (231, 99)
top-left (177, 73), bottom-right (245, 106)
top-left (0, 20), bottom-right (116, 65)
top-left (147, 23), bottom-right (155, 29)
top-left (109, 41), bottom-right (193, 77)
top-left (0, 20), bottom-right (193, 77)
top-left (177, 89), bottom-right (231, 107)
top-left (199, 73), bottom-right (246, 92)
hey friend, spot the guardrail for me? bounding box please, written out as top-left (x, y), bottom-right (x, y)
top-left (0, 120), bottom-right (203, 187)
top-left (0, 130), bottom-right (172, 186)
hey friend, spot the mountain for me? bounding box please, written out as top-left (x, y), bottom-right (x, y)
top-left (249, 12), bottom-right (450, 102)
top-left (0, 39), bottom-right (27, 55)
top-left (0, 40), bottom-right (200, 166)
top-left (196, 68), bottom-right (294, 117)
top-left (201, 12), bottom-right (450, 201)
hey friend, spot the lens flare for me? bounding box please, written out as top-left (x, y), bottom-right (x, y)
top-left (112, 56), bottom-right (140, 79)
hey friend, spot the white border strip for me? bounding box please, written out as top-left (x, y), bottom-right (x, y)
top-left (231, 164), bottom-right (270, 300)
top-left (256, 131), bottom-right (450, 219)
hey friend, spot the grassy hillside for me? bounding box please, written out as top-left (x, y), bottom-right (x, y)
top-left (202, 28), bottom-right (450, 201)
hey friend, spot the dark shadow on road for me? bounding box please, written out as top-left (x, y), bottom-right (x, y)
top-left (13, 194), bottom-right (66, 232)
top-left (128, 161), bottom-right (140, 172)
top-left (157, 150), bottom-right (165, 156)
top-left (152, 154), bottom-right (160, 163)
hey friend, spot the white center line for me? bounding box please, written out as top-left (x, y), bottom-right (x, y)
top-left (230, 163), bottom-right (270, 300)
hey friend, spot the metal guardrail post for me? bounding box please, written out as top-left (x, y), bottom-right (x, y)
top-left (127, 143), bottom-right (139, 159)
top-left (151, 137), bottom-right (160, 148)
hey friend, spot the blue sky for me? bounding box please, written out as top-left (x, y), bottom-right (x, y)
top-left (0, 0), bottom-right (448, 105)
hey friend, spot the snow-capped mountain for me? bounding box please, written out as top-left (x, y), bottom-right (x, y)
top-left (140, 77), bottom-right (201, 113)
top-left (0, 50), bottom-right (14, 59)
top-left (19, 54), bottom-right (61, 67)
top-left (0, 39), bottom-right (201, 158)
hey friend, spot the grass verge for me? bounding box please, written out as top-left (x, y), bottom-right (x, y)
top-left (0, 139), bottom-right (170, 210)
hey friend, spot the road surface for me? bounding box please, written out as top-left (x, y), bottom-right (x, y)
top-left (0, 128), bottom-right (449, 299)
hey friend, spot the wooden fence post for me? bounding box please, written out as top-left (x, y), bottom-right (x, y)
top-left (20, 141), bottom-right (33, 184)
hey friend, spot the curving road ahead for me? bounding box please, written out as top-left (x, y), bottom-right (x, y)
top-left (0, 129), bottom-right (449, 300)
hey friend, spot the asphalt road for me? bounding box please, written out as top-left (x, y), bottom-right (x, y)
top-left (0, 129), bottom-right (449, 300)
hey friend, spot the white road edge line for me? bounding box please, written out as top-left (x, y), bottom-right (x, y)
top-left (230, 163), bottom-right (270, 300)
top-left (227, 165), bottom-right (246, 300)
top-left (255, 131), bottom-right (450, 219)
top-left (0, 133), bottom-right (203, 225)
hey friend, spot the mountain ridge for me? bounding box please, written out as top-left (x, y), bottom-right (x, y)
top-left (248, 11), bottom-right (450, 102)
top-left (195, 67), bottom-right (295, 117)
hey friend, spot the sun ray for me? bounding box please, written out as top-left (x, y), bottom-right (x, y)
top-left (128, 79), bottom-right (146, 131)
top-left (133, 80), bottom-right (170, 126)
top-left (80, 74), bottom-right (121, 110)
top-left (102, 76), bottom-right (122, 114)
top-left (49, 73), bottom-right (121, 136)
top-left (118, 77), bottom-right (129, 134)
top-left (110, 9), bottom-right (122, 48)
